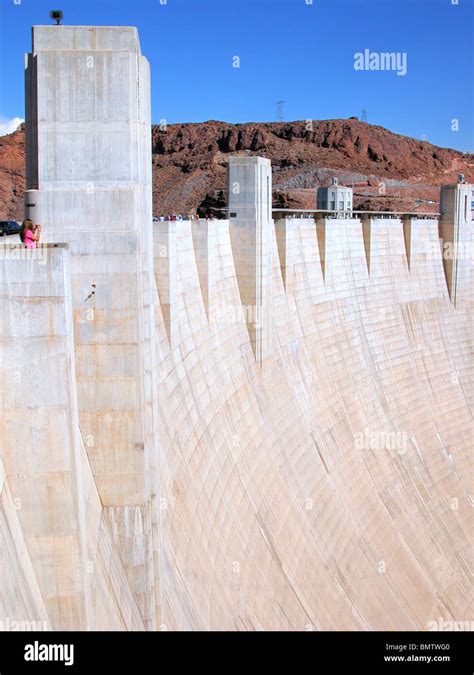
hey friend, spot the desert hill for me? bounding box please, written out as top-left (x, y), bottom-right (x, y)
top-left (1, 118), bottom-right (473, 221)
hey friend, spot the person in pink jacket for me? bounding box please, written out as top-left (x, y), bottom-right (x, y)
top-left (20, 219), bottom-right (41, 249)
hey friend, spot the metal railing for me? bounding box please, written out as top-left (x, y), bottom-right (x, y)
top-left (153, 209), bottom-right (442, 222)
top-left (271, 208), bottom-right (441, 220)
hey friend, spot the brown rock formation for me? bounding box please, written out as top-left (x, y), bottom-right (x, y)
top-left (1, 119), bottom-right (473, 221)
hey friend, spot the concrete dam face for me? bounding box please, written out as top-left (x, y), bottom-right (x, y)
top-left (0, 26), bottom-right (472, 632)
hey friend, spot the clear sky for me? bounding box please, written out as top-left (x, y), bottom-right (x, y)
top-left (0, 0), bottom-right (472, 151)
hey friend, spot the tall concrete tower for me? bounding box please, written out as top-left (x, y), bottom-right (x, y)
top-left (228, 156), bottom-right (273, 363)
top-left (24, 26), bottom-right (159, 629)
top-left (439, 177), bottom-right (473, 309)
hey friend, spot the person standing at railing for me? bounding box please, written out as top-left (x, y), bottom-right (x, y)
top-left (20, 219), bottom-right (41, 249)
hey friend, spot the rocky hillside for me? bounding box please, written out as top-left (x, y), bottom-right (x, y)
top-left (1, 119), bottom-right (473, 221)
top-left (0, 124), bottom-right (24, 222)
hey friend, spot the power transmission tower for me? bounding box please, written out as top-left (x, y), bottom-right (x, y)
top-left (275, 100), bottom-right (286, 122)
top-left (361, 108), bottom-right (367, 122)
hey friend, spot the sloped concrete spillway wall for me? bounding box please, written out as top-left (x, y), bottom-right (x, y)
top-left (0, 25), bottom-right (472, 631)
top-left (0, 244), bottom-right (145, 630)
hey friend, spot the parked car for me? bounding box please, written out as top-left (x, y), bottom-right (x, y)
top-left (0, 220), bottom-right (21, 237)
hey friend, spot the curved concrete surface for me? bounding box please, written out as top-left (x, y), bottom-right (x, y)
top-left (3, 213), bottom-right (471, 630)
top-left (150, 216), bottom-right (472, 630)
top-left (0, 24), bottom-right (471, 632)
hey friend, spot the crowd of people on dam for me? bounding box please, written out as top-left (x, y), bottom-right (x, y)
top-left (14, 213), bottom-right (223, 249)
top-left (154, 212), bottom-right (220, 222)
top-left (15, 210), bottom-right (355, 250)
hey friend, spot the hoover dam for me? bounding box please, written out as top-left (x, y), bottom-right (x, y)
top-left (0, 25), bottom-right (472, 632)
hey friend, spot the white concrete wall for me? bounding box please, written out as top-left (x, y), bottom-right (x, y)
top-left (0, 458), bottom-right (51, 631)
top-left (1, 23), bottom-right (469, 632)
top-left (24, 26), bottom-right (159, 629)
top-left (191, 219), bottom-right (218, 320)
top-left (439, 183), bottom-right (473, 310)
top-left (228, 157), bottom-right (273, 363)
top-left (148, 213), bottom-right (472, 629)
top-left (0, 244), bottom-right (91, 630)
top-left (0, 217), bottom-right (471, 630)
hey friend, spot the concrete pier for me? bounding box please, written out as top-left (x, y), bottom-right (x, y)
top-left (439, 180), bottom-right (473, 309)
top-left (228, 156), bottom-right (273, 363)
top-left (24, 26), bottom-right (158, 628)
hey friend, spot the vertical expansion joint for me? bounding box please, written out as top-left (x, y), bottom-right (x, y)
top-left (361, 218), bottom-right (372, 275)
top-left (402, 216), bottom-right (413, 271)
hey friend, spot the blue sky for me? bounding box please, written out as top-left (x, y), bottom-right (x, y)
top-left (0, 0), bottom-right (472, 150)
